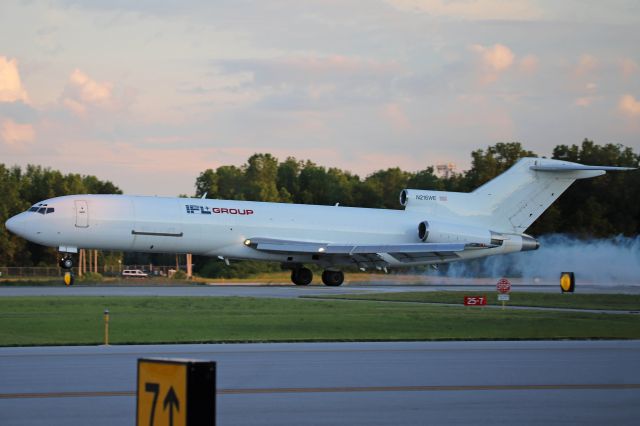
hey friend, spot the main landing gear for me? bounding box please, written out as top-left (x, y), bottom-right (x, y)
top-left (321, 270), bottom-right (344, 286)
top-left (289, 267), bottom-right (345, 286)
top-left (291, 267), bottom-right (313, 286)
top-left (59, 254), bottom-right (75, 286)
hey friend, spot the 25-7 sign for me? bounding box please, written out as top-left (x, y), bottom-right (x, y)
top-left (463, 296), bottom-right (487, 306)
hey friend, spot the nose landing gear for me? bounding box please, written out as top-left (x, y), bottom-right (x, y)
top-left (59, 255), bottom-right (74, 286)
top-left (59, 256), bottom-right (73, 270)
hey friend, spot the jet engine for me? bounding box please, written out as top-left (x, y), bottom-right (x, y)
top-left (417, 219), bottom-right (504, 247)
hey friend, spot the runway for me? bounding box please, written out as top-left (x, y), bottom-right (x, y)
top-left (2, 281), bottom-right (639, 298)
top-left (1, 341), bottom-right (639, 425)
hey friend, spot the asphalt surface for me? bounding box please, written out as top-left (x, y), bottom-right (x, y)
top-left (2, 282), bottom-right (640, 298)
top-left (1, 341), bottom-right (639, 425)
top-left (1, 283), bottom-right (639, 424)
top-left (3, 284), bottom-right (639, 316)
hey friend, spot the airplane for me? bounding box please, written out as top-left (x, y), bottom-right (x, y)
top-left (4, 157), bottom-right (635, 286)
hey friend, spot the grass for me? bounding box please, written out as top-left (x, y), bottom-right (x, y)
top-left (0, 296), bottom-right (639, 346)
top-left (306, 291), bottom-right (640, 311)
top-left (0, 274), bottom-right (291, 286)
top-left (0, 279), bottom-right (68, 286)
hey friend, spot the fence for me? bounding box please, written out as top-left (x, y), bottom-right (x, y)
top-left (0, 265), bottom-right (187, 278)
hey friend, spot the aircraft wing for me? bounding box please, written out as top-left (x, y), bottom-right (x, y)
top-left (244, 237), bottom-right (481, 264)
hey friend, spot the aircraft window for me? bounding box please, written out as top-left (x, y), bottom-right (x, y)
top-left (27, 203), bottom-right (52, 214)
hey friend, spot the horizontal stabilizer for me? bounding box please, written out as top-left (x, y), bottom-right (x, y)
top-left (530, 164), bottom-right (636, 172)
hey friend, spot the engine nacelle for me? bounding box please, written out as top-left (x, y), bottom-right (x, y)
top-left (400, 189), bottom-right (439, 207)
top-left (417, 219), bottom-right (504, 247)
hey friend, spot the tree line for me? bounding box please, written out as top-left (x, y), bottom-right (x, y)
top-left (195, 139), bottom-right (640, 237)
top-left (0, 165), bottom-right (121, 266)
top-left (1, 139), bottom-right (638, 269)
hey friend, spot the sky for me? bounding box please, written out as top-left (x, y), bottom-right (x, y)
top-left (1, 0), bottom-right (639, 196)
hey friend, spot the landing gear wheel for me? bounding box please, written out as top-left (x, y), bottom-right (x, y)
top-left (63, 271), bottom-right (74, 286)
top-left (59, 256), bottom-right (74, 270)
top-left (322, 270), bottom-right (344, 286)
top-left (291, 267), bottom-right (313, 286)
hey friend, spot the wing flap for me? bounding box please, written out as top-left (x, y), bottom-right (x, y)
top-left (246, 237), bottom-right (467, 256)
top-left (388, 251), bottom-right (461, 263)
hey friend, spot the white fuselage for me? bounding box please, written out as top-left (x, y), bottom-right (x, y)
top-left (5, 194), bottom-right (527, 268)
top-left (7, 158), bottom-right (629, 273)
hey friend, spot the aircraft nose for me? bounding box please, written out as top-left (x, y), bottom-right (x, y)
top-left (5, 213), bottom-right (26, 237)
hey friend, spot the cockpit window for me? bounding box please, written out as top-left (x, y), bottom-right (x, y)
top-left (27, 204), bottom-right (55, 215)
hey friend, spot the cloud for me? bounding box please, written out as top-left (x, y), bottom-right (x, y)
top-left (574, 54), bottom-right (597, 77)
top-left (619, 94), bottom-right (640, 117)
top-left (61, 69), bottom-right (115, 116)
top-left (0, 101), bottom-right (38, 123)
top-left (62, 97), bottom-right (87, 116)
top-left (471, 44), bottom-right (515, 72)
top-left (518, 54), bottom-right (539, 74)
top-left (68, 68), bottom-right (112, 104)
top-left (0, 56), bottom-right (30, 103)
top-left (574, 82), bottom-right (599, 107)
top-left (386, 0), bottom-right (542, 21)
top-left (383, 103), bottom-right (411, 130)
top-left (620, 58), bottom-right (638, 78)
top-left (575, 97), bottom-right (595, 107)
top-left (470, 43), bottom-right (515, 84)
top-left (1, 118), bottom-right (35, 146)
top-left (216, 55), bottom-right (401, 110)
top-left (221, 55), bottom-right (400, 84)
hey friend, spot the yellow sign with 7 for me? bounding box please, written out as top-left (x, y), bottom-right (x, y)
top-left (137, 359), bottom-right (187, 426)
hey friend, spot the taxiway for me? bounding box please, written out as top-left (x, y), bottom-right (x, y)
top-left (1, 340), bottom-right (639, 425)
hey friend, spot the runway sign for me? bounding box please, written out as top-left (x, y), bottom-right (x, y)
top-left (137, 358), bottom-right (216, 426)
top-left (463, 296), bottom-right (487, 306)
top-left (560, 272), bottom-right (575, 293)
top-left (496, 278), bottom-right (511, 294)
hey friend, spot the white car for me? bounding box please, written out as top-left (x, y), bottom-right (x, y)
top-left (122, 269), bottom-right (149, 278)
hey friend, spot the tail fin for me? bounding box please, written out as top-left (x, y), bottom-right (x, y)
top-left (401, 157), bottom-right (634, 233)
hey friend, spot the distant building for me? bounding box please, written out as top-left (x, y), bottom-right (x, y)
top-left (436, 163), bottom-right (456, 179)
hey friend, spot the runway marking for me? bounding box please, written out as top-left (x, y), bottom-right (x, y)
top-left (0, 391), bottom-right (135, 399)
top-left (2, 344), bottom-right (639, 359)
top-left (2, 384), bottom-right (640, 399)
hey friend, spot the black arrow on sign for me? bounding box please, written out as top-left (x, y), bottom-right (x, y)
top-left (163, 386), bottom-right (180, 426)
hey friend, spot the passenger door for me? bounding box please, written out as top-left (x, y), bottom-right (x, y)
top-left (75, 200), bottom-right (89, 228)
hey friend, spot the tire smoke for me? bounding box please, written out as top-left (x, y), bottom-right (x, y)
top-left (445, 234), bottom-right (640, 285)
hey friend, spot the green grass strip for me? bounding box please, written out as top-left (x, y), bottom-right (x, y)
top-left (308, 291), bottom-right (640, 311)
top-left (1, 296), bottom-right (639, 346)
